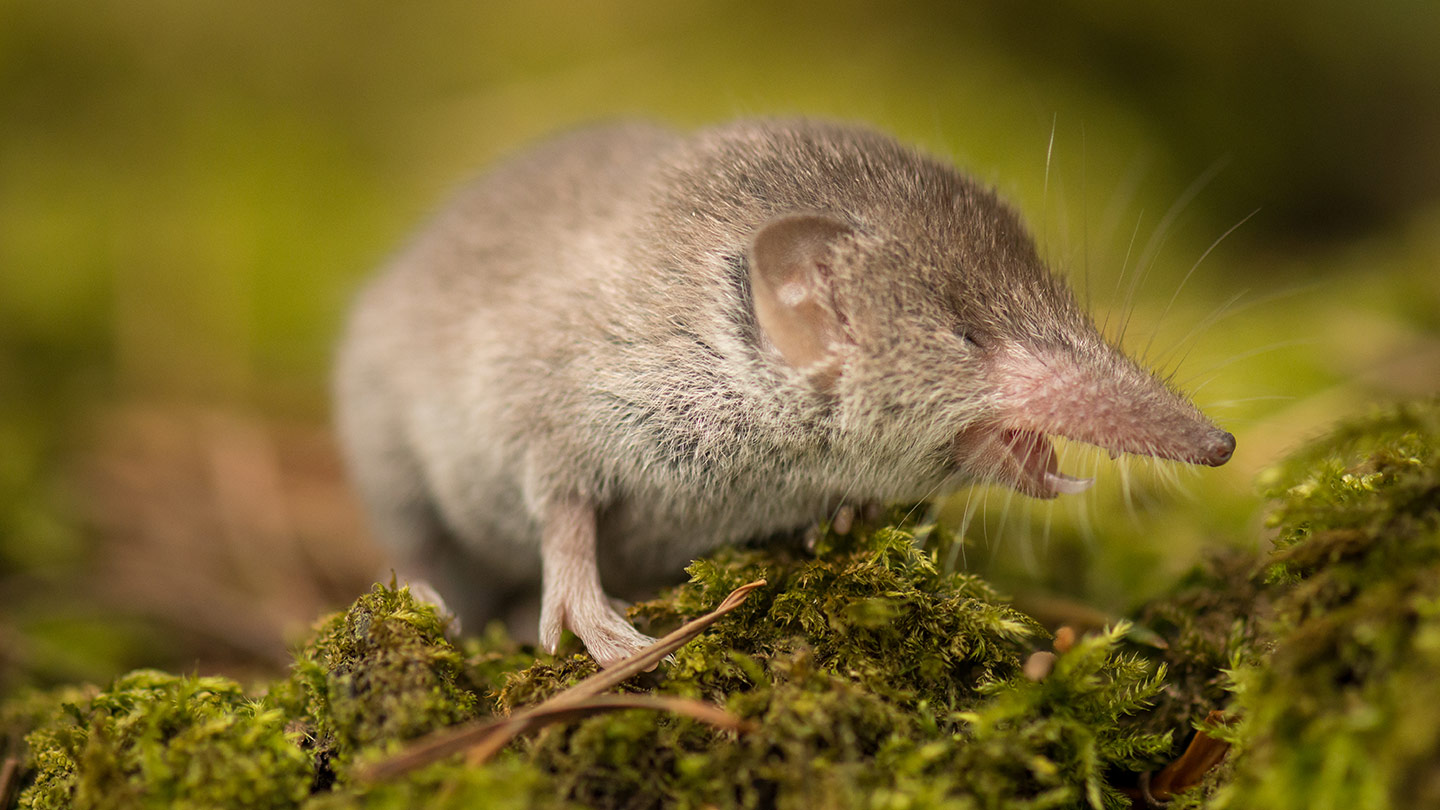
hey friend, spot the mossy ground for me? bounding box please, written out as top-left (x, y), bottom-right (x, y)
top-left (1205, 399), bottom-right (1440, 809)
top-left (4, 399), bottom-right (1439, 809)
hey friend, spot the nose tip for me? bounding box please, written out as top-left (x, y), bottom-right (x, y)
top-left (1202, 430), bottom-right (1236, 466)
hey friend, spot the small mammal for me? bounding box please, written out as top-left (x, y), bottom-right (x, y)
top-left (335, 119), bottom-right (1234, 665)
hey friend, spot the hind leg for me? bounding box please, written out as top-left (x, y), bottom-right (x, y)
top-left (536, 497), bottom-right (656, 666)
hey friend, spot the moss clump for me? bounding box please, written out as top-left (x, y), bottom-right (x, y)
top-left (302, 758), bottom-right (564, 810)
top-left (1200, 399), bottom-right (1440, 809)
top-left (14, 670), bottom-right (310, 810)
top-left (1, 514), bottom-right (1176, 809)
top-left (529, 628), bottom-right (1166, 810)
top-left (27, 395), bottom-right (1440, 810)
top-left (276, 583), bottom-right (483, 783)
top-left (1125, 548), bottom-right (1269, 741)
top-left (505, 515), bottom-right (1171, 809)
top-left (629, 519), bottom-right (1043, 709)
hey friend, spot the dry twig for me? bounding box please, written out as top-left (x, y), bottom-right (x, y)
top-left (359, 579), bottom-right (767, 782)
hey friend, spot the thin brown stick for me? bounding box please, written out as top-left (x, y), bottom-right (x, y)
top-left (386, 694), bottom-right (755, 776)
top-left (359, 578), bottom-right (767, 782)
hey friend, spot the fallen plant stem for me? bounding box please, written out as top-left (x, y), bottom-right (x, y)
top-left (359, 578), bottom-right (767, 782)
top-left (1142, 710), bottom-right (1234, 804)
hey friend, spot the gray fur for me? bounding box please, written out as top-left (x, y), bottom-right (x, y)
top-left (334, 118), bottom-right (1233, 664)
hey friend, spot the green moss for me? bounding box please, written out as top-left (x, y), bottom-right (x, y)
top-left (499, 513), bottom-right (1168, 809)
top-left (519, 625), bottom-right (1166, 810)
top-left (2, 512), bottom-right (1179, 809)
top-left (458, 623), bottom-right (546, 716)
top-left (1206, 399), bottom-right (1440, 809)
top-left (1125, 548), bottom-right (1268, 740)
top-left (14, 670), bottom-right (310, 810)
top-left (15, 401), bottom-right (1440, 810)
top-left (627, 517), bottom-right (1042, 707)
top-left (276, 583), bottom-right (484, 783)
top-left (305, 757), bottom-right (567, 810)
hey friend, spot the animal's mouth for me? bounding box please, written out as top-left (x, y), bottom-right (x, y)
top-left (954, 426), bottom-right (1094, 500)
top-left (997, 428), bottom-right (1095, 499)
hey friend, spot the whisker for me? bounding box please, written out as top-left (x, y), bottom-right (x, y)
top-left (901, 495), bottom-right (931, 527)
top-left (948, 483), bottom-right (984, 574)
top-left (995, 481), bottom-right (1030, 573)
top-left (1199, 394), bottom-right (1297, 409)
top-left (1040, 495), bottom-right (1055, 562)
top-left (1080, 121), bottom-right (1091, 315)
top-left (1158, 280), bottom-right (1326, 377)
top-left (980, 485), bottom-right (993, 552)
top-left (1175, 337), bottom-right (1315, 390)
top-left (1069, 455), bottom-right (1098, 549)
top-left (1043, 112), bottom-right (1058, 252)
top-left (1142, 208), bottom-right (1260, 364)
top-left (1118, 156), bottom-right (1230, 347)
top-left (1096, 150), bottom-right (1152, 264)
top-left (1104, 210), bottom-right (1146, 339)
top-left (1118, 454), bottom-right (1138, 524)
top-left (1157, 288), bottom-right (1252, 380)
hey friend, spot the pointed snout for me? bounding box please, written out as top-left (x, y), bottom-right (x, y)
top-left (992, 344), bottom-right (1236, 469)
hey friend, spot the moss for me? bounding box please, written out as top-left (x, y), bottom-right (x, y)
top-left (2, 511), bottom-right (1178, 809)
top-left (276, 583), bottom-right (484, 783)
top-left (458, 623), bottom-right (547, 716)
top-left (1204, 399), bottom-right (1440, 809)
top-left (1125, 548), bottom-right (1269, 740)
top-left (12, 401), bottom-right (1440, 809)
top-left (501, 513), bottom-right (1168, 809)
top-left (625, 517), bottom-right (1042, 708)
top-left (14, 670), bottom-right (310, 810)
top-left (304, 757), bottom-right (568, 810)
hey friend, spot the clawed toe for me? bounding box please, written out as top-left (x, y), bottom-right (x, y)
top-left (538, 593), bottom-right (656, 666)
top-left (581, 614), bottom-right (657, 668)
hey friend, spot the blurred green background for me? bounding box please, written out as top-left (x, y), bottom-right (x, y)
top-left (2, 0), bottom-right (1438, 693)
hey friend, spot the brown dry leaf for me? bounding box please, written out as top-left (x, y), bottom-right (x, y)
top-left (374, 694), bottom-right (755, 779)
top-left (359, 578), bottom-right (767, 782)
top-left (1147, 710), bottom-right (1234, 801)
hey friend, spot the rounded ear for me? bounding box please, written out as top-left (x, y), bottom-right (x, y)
top-left (749, 213), bottom-right (854, 391)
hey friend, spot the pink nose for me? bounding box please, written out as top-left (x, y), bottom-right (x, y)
top-left (1200, 430), bottom-right (1236, 466)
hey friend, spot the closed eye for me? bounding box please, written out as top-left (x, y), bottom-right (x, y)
top-left (956, 328), bottom-right (985, 350)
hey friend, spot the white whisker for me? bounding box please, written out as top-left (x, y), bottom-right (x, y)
top-left (1159, 280), bottom-right (1326, 377)
top-left (1176, 338), bottom-right (1315, 390)
top-left (1142, 208), bottom-right (1260, 365)
top-left (1200, 395), bottom-right (1297, 409)
top-left (1105, 210), bottom-right (1147, 340)
top-left (1119, 156), bottom-right (1229, 347)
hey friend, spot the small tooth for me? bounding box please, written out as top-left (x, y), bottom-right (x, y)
top-left (1046, 471), bottom-right (1095, 495)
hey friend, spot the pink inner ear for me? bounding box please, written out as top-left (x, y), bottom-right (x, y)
top-left (749, 214), bottom-right (852, 388)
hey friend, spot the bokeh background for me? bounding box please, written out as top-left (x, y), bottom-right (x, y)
top-left (3, 0), bottom-right (1439, 693)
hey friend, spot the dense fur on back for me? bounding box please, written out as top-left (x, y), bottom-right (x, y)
top-left (335, 119), bottom-right (1231, 652)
